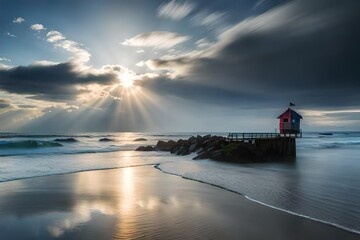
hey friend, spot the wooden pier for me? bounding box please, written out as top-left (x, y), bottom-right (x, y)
top-left (227, 132), bottom-right (302, 157)
top-left (224, 107), bottom-right (303, 158)
top-left (227, 132), bottom-right (302, 142)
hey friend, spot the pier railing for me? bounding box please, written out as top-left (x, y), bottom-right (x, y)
top-left (227, 132), bottom-right (302, 142)
top-left (227, 133), bottom-right (279, 142)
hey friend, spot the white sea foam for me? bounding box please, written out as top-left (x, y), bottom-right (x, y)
top-left (244, 196), bottom-right (360, 235)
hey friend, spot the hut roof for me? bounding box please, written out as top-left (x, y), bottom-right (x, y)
top-left (277, 108), bottom-right (303, 119)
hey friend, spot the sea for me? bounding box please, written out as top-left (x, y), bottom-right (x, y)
top-left (0, 131), bottom-right (359, 234)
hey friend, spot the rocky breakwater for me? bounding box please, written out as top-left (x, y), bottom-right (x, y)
top-left (158, 135), bottom-right (226, 157)
top-left (136, 134), bottom-right (295, 163)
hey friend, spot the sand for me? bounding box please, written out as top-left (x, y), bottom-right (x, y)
top-left (0, 166), bottom-right (358, 240)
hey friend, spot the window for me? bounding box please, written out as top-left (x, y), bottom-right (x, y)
top-left (283, 118), bottom-right (289, 122)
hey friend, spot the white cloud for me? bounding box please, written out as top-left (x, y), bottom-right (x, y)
top-left (122, 31), bottom-right (189, 49)
top-left (46, 31), bottom-right (66, 42)
top-left (31, 60), bottom-right (59, 66)
top-left (13, 17), bottom-right (25, 24)
top-left (136, 49), bottom-right (145, 53)
top-left (30, 24), bottom-right (46, 31)
top-left (0, 98), bottom-right (17, 110)
top-left (55, 40), bottom-right (91, 65)
top-left (193, 11), bottom-right (226, 29)
top-left (136, 61), bottom-right (146, 67)
top-left (46, 30), bottom-right (91, 65)
top-left (6, 32), bottom-right (16, 38)
top-left (0, 57), bottom-right (11, 62)
top-left (195, 38), bottom-right (213, 48)
top-left (157, 0), bottom-right (194, 20)
top-left (0, 63), bottom-right (11, 70)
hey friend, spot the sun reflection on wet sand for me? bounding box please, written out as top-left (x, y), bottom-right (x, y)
top-left (45, 164), bottom-right (161, 238)
top-left (114, 167), bottom-right (138, 239)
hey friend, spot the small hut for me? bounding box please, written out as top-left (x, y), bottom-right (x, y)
top-left (277, 108), bottom-right (303, 135)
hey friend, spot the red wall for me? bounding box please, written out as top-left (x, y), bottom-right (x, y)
top-left (279, 111), bottom-right (291, 134)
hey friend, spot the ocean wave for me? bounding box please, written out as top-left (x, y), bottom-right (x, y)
top-left (0, 140), bottom-right (62, 149)
top-left (0, 133), bottom-right (115, 139)
top-left (321, 141), bottom-right (360, 149)
top-left (298, 140), bottom-right (360, 149)
top-left (151, 134), bottom-right (194, 138)
top-left (0, 146), bottom-right (131, 157)
top-left (334, 141), bottom-right (360, 145)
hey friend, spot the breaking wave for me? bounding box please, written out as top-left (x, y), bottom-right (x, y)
top-left (0, 140), bottom-right (62, 149)
top-left (0, 134), bottom-right (115, 139)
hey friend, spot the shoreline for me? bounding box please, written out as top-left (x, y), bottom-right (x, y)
top-left (0, 164), bottom-right (359, 238)
top-left (155, 163), bottom-right (360, 236)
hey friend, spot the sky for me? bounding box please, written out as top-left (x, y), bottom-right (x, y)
top-left (0, 0), bottom-right (359, 133)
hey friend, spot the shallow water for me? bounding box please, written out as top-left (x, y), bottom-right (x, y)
top-left (157, 147), bottom-right (360, 233)
top-left (0, 131), bottom-right (359, 233)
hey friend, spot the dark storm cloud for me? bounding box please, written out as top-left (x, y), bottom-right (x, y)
top-left (0, 62), bottom-right (118, 101)
top-left (134, 75), bottom-right (279, 108)
top-left (147, 0), bottom-right (360, 109)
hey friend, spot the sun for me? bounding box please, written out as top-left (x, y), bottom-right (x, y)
top-left (122, 78), bottom-right (134, 88)
top-left (120, 72), bottom-right (134, 88)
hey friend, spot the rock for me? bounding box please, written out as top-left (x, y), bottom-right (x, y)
top-left (203, 134), bottom-right (211, 139)
top-left (180, 150), bottom-right (190, 156)
top-left (54, 138), bottom-right (78, 142)
top-left (170, 140), bottom-right (185, 154)
top-left (176, 146), bottom-right (187, 155)
top-left (135, 145), bottom-right (155, 151)
top-left (99, 138), bottom-right (114, 142)
top-left (134, 138), bottom-right (147, 141)
top-left (156, 140), bottom-right (177, 151)
top-left (196, 148), bottom-right (204, 154)
top-left (200, 139), bottom-right (209, 148)
top-left (220, 142), bottom-right (262, 162)
top-left (193, 151), bottom-right (210, 160)
top-left (188, 142), bottom-right (198, 152)
top-left (171, 145), bottom-right (180, 154)
top-left (208, 149), bottom-right (223, 160)
top-left (206, 140), bottom-right (217, 149)
top-left (177, 139), bottom-right (186, 145)
top-left (188, 136), bottom-right (197, 143)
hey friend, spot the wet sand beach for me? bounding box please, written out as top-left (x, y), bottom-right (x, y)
top-left (0, 166), bottom-right (358, 240)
